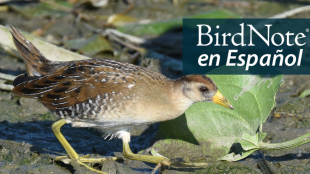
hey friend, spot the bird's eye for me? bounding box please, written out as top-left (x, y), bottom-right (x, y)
top-left (200, 86), bottom-right (208, 92)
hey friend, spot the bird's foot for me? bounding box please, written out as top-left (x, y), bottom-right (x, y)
top-left (54, 154), bottom-right (122, 174)
top-left (148, 156), bottom-right (210, 174)
top-left (150, 148), bottom-right (210, 168)
top-left (149, 148), bottom-right (171, 173)
top-left (150, 159), bottom-right (171, 174)
top-left (123, 141), bottom-right (171, 173)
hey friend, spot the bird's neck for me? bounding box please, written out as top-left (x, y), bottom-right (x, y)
top-left (167, 80), bottom-right (194, 117)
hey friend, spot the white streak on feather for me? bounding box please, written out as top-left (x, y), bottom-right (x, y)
top-left (64, 87), bottom-right (79, 94)
top-left (128, 84), bottom-right (135, 89)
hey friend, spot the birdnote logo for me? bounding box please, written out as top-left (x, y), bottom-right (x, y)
top-left (197, 23), bottom-right (304, 70)
top-left (183, 19), bottom-right (310, 75)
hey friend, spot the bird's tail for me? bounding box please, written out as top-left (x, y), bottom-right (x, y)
top-left (9, 25), bottom-right (52, 77)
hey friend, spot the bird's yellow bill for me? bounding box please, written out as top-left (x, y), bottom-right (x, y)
top-left (212, 90), bottom-right (234, 110)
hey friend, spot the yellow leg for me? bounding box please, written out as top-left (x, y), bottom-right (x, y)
top-left (52, 119), bottom-right (121, 174)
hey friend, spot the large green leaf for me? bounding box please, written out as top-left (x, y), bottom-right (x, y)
top-left (153, 67), bottom-right (283, 160)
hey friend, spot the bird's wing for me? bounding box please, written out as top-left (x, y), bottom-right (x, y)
top-left (12, 59), bottom-right (137, 110)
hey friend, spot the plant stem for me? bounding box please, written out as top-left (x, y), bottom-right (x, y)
top-left (260, 132), bottom-right (310, 150)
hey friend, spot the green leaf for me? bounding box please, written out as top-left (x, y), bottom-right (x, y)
top-left (153, 67), bottom-right (283, 160)
top-left (117, 9), bottom-right (241, 36)
top-left (64, 35), bottom-right (113, 57)
top-left (219, 149), bottom-right (257, 162)
top-left (9, 2), bottom-right (71, 18)
top-left (240, 132), bottom-right (266, 151)
top-left (224, 130), bottom-right (310, 161)
top-left (299, 89), bottom-right (310, 98)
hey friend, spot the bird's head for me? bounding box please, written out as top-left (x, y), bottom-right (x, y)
top-left (177, 75), bottom-right (234, 110)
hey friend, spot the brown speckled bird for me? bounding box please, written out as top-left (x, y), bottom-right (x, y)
top-left (9, 25), bottom-right (233, 173)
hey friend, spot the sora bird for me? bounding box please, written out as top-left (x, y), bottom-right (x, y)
top-left (9, 25), bottom-right (234, 173)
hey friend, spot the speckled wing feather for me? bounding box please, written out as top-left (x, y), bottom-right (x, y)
top-left (13, 60), bottom-right (134, 105)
